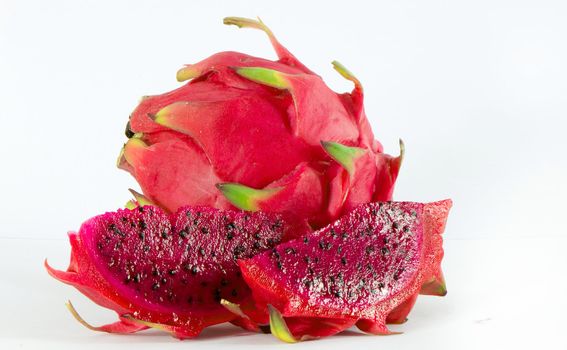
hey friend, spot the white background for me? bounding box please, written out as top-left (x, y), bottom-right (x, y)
top-left (1, 0), bottom-right (566, 348)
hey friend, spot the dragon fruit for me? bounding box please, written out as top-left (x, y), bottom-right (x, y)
top-left (238, 200), bottom-right (452, 341)
top-left (45, 205), bottom-right (285, 339)
top-left (117, 17), bottom-right (403, 235)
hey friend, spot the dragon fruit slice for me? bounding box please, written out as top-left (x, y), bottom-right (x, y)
top-left (46, 205), bottom-right (285, 338)
top-left (238, 200), bottom-right (452, 341)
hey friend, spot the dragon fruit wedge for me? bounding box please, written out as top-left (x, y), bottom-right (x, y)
top-left (117, 17), bottom-right (403, 235)
top-left (45, 205), bottom-right (285, 339)
top-left (238, 200), bottom-right (452, 342)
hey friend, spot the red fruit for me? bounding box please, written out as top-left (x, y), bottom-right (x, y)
top-left (118, 17), bottom-right (402, 233)
top-left (45, 205), bottom-right (285, 338)
top-left (238, 200), bottom-right (451, 341)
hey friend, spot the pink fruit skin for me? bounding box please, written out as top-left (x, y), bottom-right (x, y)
top-left (119, 19), bottom-right (401, 236)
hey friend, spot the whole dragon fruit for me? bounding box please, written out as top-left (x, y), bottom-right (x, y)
top-left (117, 17), bottom-right (403, 233)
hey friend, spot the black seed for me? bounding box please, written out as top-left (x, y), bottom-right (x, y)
top-left (213, 288), bottom-right (222, 301)
top-left (253, 241), bottom-right (261, 249)
top-left (186, 211), bottom-right (192, 218)
top-left (161, 277), bottom-right (167, 284)
top-left (319, 240), bottom-right (325, 250)
top-left (124, 275), bottom-right (131, 284)
top-left (227, 222), bottom-right (236, 230)
top-left (113, 227), bottom-right (125, 238)
top-left (220, 279), bottom-right (229, 286)
top-left (377, 282), bottom-right (385, 289)
top-left (193, 219), bottom-right (200, 225)
top-left (366, 246), bottom-right (375, 255)
top-left (303, 237), bottom-right (309, 244)
top-left (191, 266), bottom-right (199, 275)
top-left (138, 231), bottom-right (145, 240)
top-left (325, 242), bottom-right (332, 250)
top-left (393, 268), bottom-right (404, 280)
top-left (381, 247), bottom-right (390, 255)
top-left (187, 296), bottom-right (193, 304)
top-left (267, 238), bottom-right (275, 246)
top-left (303, 279), bottom-right (312, 287)
top-left (276, 261), bottom-right (283, 270)
top-left (383, 237), bottom-right (389, 244)
top-left (342, 232), bottom-right (348, 239)
top-left (244, 214), bottom-right (250, 221)
top-left (109, 223), bottom-right (116, 230)
top-left (370, 207), bottom-right (378, 216)
top-left (411, 210), bottom-right (417, 217)
top-left (199, 247), bottom-right (206, 256)
top-left (314, 257), bottom-right (320, 263)
top-left (330, 228), bottom-right (337, 238)
top-left (138, 220), bottom-right (147, 230)
top-left (366, 263), bottom-right (373, 271)
top-left (134, 273), bottom-right (141, 283)
top-left (179, 230), bottom-right (188, 239)
top-left (231, 289), bottom-right (238, 297)
top-left (201, 227), bottom-right (209, 234)
top-left (226, 232), bottom-right (234, 240)
top-left (233, 245), bottom-right (245, 257)
top-left (272, 249), bottom-right (280, 259)
top-left (211, 252), bottom-right (216, 257)
top-left (152, 282), bottom-right (160, 290)
top-left (253, 232), bottom-right (261, 240)
top-left (308, 267), bottom-right (314, 274)
top-left (143, 245), bottom-right (150, 252)
top-left (304, 256), bottom-right (311, 264)
top-left (168, 269), bottom-right (177, 276)
top-left (138, 206), bottom-right (144, 213)
top-left (393, 222), bottom-right (399, 229)
top-left (403, 225), bottom-right (410, 233)
top-left (151, 268), bottom-right (160, 276)
top-left (285, 247), bottom-right (296, 255)
top-left (272, 219), bottom-right (283, 229)
top-left (337, 246), bottom-right (343, 253)
top-left (333, 291), bottom-right (342, 298)
top-left (341, 257), bottom-right (347, 265)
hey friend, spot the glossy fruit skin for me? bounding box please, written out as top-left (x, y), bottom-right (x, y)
top-left (118, 17), bottom-right (403, 236)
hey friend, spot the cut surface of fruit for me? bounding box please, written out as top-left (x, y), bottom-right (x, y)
top-left (46, 206), bottom-right (285, 338)
top-left (239, 200), bottom-right (452, 338)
